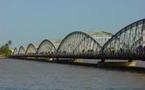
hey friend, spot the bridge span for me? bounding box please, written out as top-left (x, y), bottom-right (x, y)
top-left (11, 19), bottom-right (145, 63)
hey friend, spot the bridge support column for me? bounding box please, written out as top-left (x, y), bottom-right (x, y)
top-left (97, 61), bottom-right (136, 67)
top-left (128, 59), bottom-right (133, 62)
top-left (100, 59), bottom-right (105, 63)
top-left (74, 59), bottom-right (83, 63)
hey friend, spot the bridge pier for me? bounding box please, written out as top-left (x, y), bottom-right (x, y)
top-left (97, 60), bottom-right (136, 67)
top-left (128, 59), bottom-right (133, 62)
top-left (74, 59), bottom-right (83, 63)
top-left (100, 59), bottom-right (105, 62)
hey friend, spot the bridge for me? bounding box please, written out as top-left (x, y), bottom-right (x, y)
top-left (11, 19), bottom-right (145, 65)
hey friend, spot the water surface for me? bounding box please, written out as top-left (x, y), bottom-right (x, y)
top-left (0, 59), bottom-right (145, 90)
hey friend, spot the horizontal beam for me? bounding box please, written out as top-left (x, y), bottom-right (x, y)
top-left (10, 54), bottom-right (145, 61)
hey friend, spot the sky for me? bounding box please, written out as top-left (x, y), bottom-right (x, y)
top-left (0, 0), bottom-right (145, 48)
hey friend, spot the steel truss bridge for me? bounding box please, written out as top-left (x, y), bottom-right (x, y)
top-left (11, 19), bottom-right (145, 61)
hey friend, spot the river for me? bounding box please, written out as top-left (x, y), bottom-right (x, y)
top-left (0, 59), bottom-right (145, 90)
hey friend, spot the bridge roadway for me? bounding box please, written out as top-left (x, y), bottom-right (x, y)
top-left (10, 54), bottom-right (145, 61)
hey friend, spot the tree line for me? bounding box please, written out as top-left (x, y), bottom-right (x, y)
top-left (0, 40), bottom-right (12, 56)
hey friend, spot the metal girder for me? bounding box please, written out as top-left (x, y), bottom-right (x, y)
top-left (101, 19), bottom-right (145, 58)
top-left (36, 39), bottom-right (56, 55)
top-left (57, 31), bottom-right (102, 57)
top-left (13, 48), bottom-right (18, 55)
top-left (18, 46), bottom-right (25, 55)
top-left (25, 43), bottom-right (37, 55)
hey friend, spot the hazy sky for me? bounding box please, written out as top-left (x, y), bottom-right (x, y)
top-left (0, 0), bottom-right (145, 47)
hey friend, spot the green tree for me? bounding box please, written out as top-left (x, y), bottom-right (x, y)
top-left (0, 40), bottom-right (12, 56)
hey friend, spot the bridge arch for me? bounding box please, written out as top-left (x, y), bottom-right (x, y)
top-left (101, 19), bottom-right (145, 58)
top-left (25, 43), bottom-right (37, 55)
top-left (13, 48), bottom-right (18, 55)
top-left (36, 39), bottom-right (56, 55)
top-left (57, 31), bottom-right (102, 57)
top-left (18, 46), bottom-right (25, 55)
